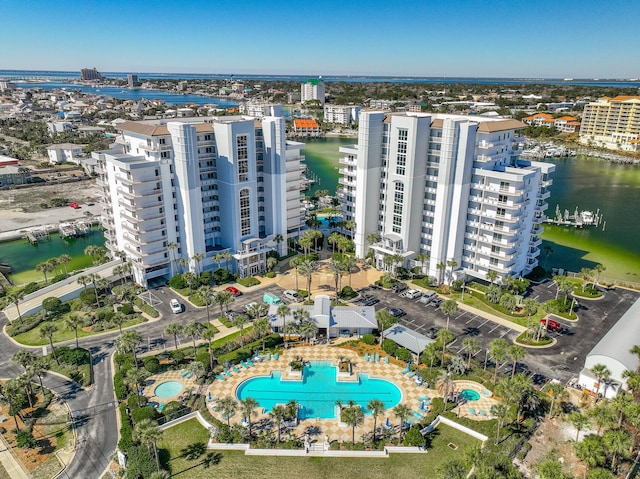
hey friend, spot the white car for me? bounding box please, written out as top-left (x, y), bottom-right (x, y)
top-left (170, 299), bottom-right (182, 314)
top-left (282, 290), bottom-right (301, 302)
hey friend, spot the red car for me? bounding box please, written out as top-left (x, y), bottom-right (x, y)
top-left (540, 318), bottom-right (561, 332)
top-left (225, 286), bottom-right (242, 297)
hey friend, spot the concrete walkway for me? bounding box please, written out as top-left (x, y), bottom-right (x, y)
top-left (0, 435), bottom-right (29, 479)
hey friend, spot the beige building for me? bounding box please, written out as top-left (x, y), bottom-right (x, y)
top-left (579, 96), bottom-right (640, 151)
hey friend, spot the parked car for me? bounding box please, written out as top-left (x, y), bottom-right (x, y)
top-left (419, 290), bottom-right (437, 304)
top-left (170, 299), bottom-right (182, 314)
top-left (404, 289), bottom-right (422, 299)
top-left (389, 308), bottom-right (406, 317)
top-left (225, 286), bottom-right (242, 297)
top-left (244, 302), bottom-right (258, 313)
top-left (391, 282), bottom-right (408, 293)
top-left (282, 290), bottom-right (301, 302)
top-left (430, 298), bottom-right (444, 308)
top-left (541, 318), bottom-right (562, 332)
top-left (426, 327), bottom-right (440, 339)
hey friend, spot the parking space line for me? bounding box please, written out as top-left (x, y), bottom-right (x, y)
top-left (466, 316), bottom-right (478, 324)
top-left (488, 324), bottom-right (502, 333)
top-left (499, 329), bottom-right (511, 338)
top-left (456, 311), bottom-right (468, 320)
top-left (478, 319), bottom-right (490, 328)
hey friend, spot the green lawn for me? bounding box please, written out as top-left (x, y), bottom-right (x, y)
top-left (158, 419), bottom-right (478, 479)
top-left (12, 316), bottom-right (146, 346)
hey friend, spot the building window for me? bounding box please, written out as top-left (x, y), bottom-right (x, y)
top-left (237, 134), bottom-right (249, 182)
top-left (498, 195), bottom-right (508, 203)
top-left (239, 189), bottom-right (251, 236)
top-left (398, 129), bottom-right (408, 141)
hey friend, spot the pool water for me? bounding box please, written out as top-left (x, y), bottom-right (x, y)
top-left (154, 381), bottom-right (183, 398)
top-left (460, 389), bottom-right (481, 402)
top-left (236, 361), bottom-right (402, 419)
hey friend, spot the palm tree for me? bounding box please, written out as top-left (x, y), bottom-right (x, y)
top-left (604, 429), bottom-right (631, 472)
top-left (593, 264), bottom-right (606, 287)
top-left (569, 411), bottom-right (589, 442)
top-left (437, 328), bottom-right (455, 364)
top-left (253, 318), bottom-right (271, 351)
top-left (84, 245), bottom-right (100, 265)
top-left (65, 313), bottom-right (83, 348)
top-left (6, 290), bottom-right (25, 321)
top-left (247, 302), bottom-right (268, 322)
top-left (436, 261), bottom-right (446, 285)
top-left (522, 298), bottom-right (539, 339)
top-left (575, 434), bottom-right (606, 472)
top-left (342, 255), bottom-right (357, 288)
top-left (328, 232), bottom-right (341, 252)
top-left (183, 272), bottom-right (197, 295)
top-left (165, 322), bottom-right (183, 351)
top-left (274, 233), bottom-right (284, 254)
top-left (185, 361), bottom-right (205, 382)
top-left (202, 328), bottom-right (216, 370)
top-left (213, 291), bottom-right (234, 316)
top-left (610, 393), bottom-right (633, 428)
top-left (393, 403), bottom-right (412, 439)
top-left (415, 253), bottom-right (429, 275)
top-left (149, 470), bottom-right (171, 479)
top-left (507, 344), bottom-right (526, 377)
top-left (36, 261), bottom-right (53, 284)
top-left (167, 242), bottom-right (178, 277)
top-left (0, 379), bottom-right (27, 431)
top-left (216, 397), bottom-right (238, 428)
top-left (489, 338), bottom-right (509, 384)
top-left (630, 345), bottom-right (640, 372)
top-left (178, 257), bottom-right (188, 274)
top-left (270, 404), bottom-right (287, 443)
top-left (297, 259), bottom-right (318, 299)
top-left (58, 254), bottom-right (72, 275)
top-left (31, 357), bottom-right (48, 395)
top-left (589, 402), bottom-right (616, 435)
top-left (87, 273), bottom-right (102, 306)
top-left (198, 285), bottom-right (215, 322)
top-left (367, 399), bottom-right (385, 443)
top-left (328, 260), bottom-right (345, 299)
top-left (446, 258), bottom-right (458, 286)
top-left (266, 256), bottom-right (278, 273)
top-left (124, 368), bottom-right (149, 405)
top-left (290, 256), bottom-right (301, 291)
top-left (486, 269), bottom-right (498, 285)
top-left (76, 275), bottom-right (90, 291)
top-left (40, 322), bottom-right (59, 364)
top-left (342, 405), bottom-right (364, 444)
top-left (591, 363), bottom-right (611, 397)
top-left (183, 321), bottom-right (205, 357)
top-left (299, 320), bottom-right (318, 343)
top-left (277, 304), bottom-right (291, 345)
top-left (492, 402), bottom-right (509, 445)
top-left (440, 299), bottom-right (457, 330)
top-left (191, 252), bottom-right (205, 278)
top-left (240, 397), bottom-right (260, 437)
top-left (375, 309), bottom-right (397, 345)
top-left (461, 337), bottom-right (480, 368)
top-left (12, 350), bottom-right (35, 370)
top-left (232, 314), bottom-right (249, 345)
top-left (436, 370), bottom-right (454, 407)
top-left (133, 418), bottom-right (162, 471)
top-left (546, 382), bottom-right (567, 418)
top-left (422, 342), bottom-right (440, 373)
top-left (116, 330), bottom-right (143, 370)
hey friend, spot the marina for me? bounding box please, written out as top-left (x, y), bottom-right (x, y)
top-left (545, 206), bottom-right (604, 228)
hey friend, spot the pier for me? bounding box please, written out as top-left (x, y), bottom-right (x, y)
top-left (25, 227), bottom-right (50, 244)
top-left (544, 206), bottom-right (604, 229)
top-left (58, 220), bottom-right (91, 238)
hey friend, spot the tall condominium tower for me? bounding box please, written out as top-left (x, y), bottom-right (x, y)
top-left (301, 79), bottom-right (325, 105)
top-left (338, 111), bottom-right (554, 284)
top-left (579, 96), bottom-right (640, 152)
top-left (94, 116), bottom-right (305, 287)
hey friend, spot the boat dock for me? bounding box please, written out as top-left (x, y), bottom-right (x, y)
top-left (545, 206), bottom-right (603, 229)
top-left (25, 227), bottom-right (50, 244)
top-left (58, 220), bottom-right (91, 238)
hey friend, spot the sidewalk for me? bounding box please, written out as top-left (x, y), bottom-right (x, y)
top-left (0, 435), bottom-right (29, 479)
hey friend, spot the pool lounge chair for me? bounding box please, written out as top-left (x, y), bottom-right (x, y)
top-left (479, 409), bottom-right (487, 417)
top-left (375, 352), bottom-right (380, 362)
top-left (207, 396), bottom-right (218, 402)
top-left (185, 372), bottom-right (193, 379)
top-left (266, 353), bottom-right (271, 361)
top-left (418, 395), bottom-right (429, 401)
top-left (401, 365), bottom-right (410, 374)
top-left (158, 403), bottom-right (165, 412)
top-left (469, 407), bottom-right (477, 416)
top-left (224, 370), bottom-right (233, 377)
top-left (407, 371), bottom-right (416, 378)
top-left (240, 361), bottom-right (248, 368)
top-left (364, 353), bottom-right (369, 362)
top-left (180, 369), bottom-right (189, 377)
top-left (246, 359), bottom-right (255, 367)
top-left (413, 411), bottom-right (425, 419)
top-left (274, 353), bottom-right (279, 360)
top-left (383, 356), bottom-right (389, 363)
top-left (215, 375), bottom-right (226, 381)
top-left (233, 366), bottom-right (241, 373)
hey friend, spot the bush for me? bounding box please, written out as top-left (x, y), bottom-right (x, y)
top-left (213, 268), bottom-right (234, 284)
top-left (161, 401), bottom-right (183, 416)
top-left (526, 266), bottom-right (547, 282)
top-left (237, 276), bottom-right (260, 287)
top-left (22, 282), bottom-right (41, 295)
top-left (120, 303), bottom-right (134, 315)
top-left (7, 313), bottom-right (45, 336)
top-left (56, 346), bottom-right (89, 366)
top-left (382, 338), bottom-right (398, 356)
top-left (403, 427), bottom-right (424, 447)
top-left (141, 304), bottom-right (159, 318)
top-left (143, 357), bottom-right (160, 374)
top-left (124, 444), bottom-right (156, 479)
top-left (131, 406), bottom-right (159, 423)
top-left (16, 429), bottom-right (37, 448)
top-left (171, 349), bottom-right (186, 362)
top-left (42, 297), bottom-right (64, 315)
top-left (265, 271), bottom-right (276, 278)
top-left (339, 285), bottom-right (358, 300)
top-left (127, 395), bottom-right (148, 410)
top-left (169, 274), bottom-right (187, 290)
top-left (118, 402), bottom-right (133, 450)
top-left (80, 288), bottom-right (97, 305)
top-left (51, 273), bottom-right (67, 284)
top-left (396, 347), bottom-right (412, 362)
top-left (361, 333), bottom-right (376, 345)
top-left (114, 370), bottom-right (127, 400)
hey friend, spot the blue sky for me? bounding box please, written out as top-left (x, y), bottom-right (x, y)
top-left (1, 0), bottom-right (639, 77)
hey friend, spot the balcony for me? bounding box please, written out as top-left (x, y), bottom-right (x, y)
top-left (477, 141), bottom-right (494, 149)
top-left (477, 154), bottom-right (492, 162)
top-left (338, 177), bottom-right (356, 187)
top-left (339, 156), bottom-right (356, 166)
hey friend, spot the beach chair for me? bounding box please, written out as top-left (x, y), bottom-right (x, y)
top-left (246, 359), bottom-right (255, 367)
top-left (469, 407), bottom-right (477, 416)
top-left (266, 353), bottom-right (271, 361)
top-left (375, 352), bottom-right (380, 362)
top-left (407, 371), bottom-right (416, 378)
top-left (274, 353), bottom-right (279, 360)
top-left (418, 395), bottom-right (429, 401)
top-left (207, 395), bottom-right (218, 402)
top-left (180, 369), bottom-right (189, 377)
top-left (413, 411), bottom-right (425, 420)
top-left (158, 403), bottom-right (165, 412)
top-left (215, 375), bottom-right (226, 381)
top-left (240, 361), bottom-right (248, 368)
top-left (479, 409), bottom-right (487, 417)
top-left (364, 353), bottom-right (369, 362)
top-left (401, 365), bottom-right (410, 374)
top-left (383, 356), bottom-right (389, 364)
top-left (233, 366), bottom-right (241, 373)
top-left (185, 372), bottom-right (193, 379)
top-left (224, 369), bottom-right (233, 377)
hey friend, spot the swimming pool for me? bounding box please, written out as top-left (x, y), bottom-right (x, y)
top-left (154, 381), bottom-right (183, 398)
top-left (236, 361), bottom-right (401, 419)
top-left (460, 389), bottom-right (481, 402)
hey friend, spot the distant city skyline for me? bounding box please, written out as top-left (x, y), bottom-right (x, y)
top-left (2, 0), bottom-right (639, 78)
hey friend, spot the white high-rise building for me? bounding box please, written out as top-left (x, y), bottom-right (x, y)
top-left (94, 116), bottom-right (305, 287)
top-left (324, 105), bottom-right (361, 125)
top-left (301, 79), bottom-right (325, 105)
top-left (338, 111), bottom-right (554, 283)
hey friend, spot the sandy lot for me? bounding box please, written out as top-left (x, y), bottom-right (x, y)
top-left (0, 180), bottom-right (103, 237)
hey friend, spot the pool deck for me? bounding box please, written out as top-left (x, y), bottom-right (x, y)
top-left (206, 346), bottom-right (438, 443)
top-left (143, 370), bottom-right (199, 405)
top-left (450, 380), bottom-right (499, 420)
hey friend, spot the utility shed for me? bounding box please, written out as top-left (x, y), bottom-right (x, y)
top-left (383, 324), bottom-right (434, 357)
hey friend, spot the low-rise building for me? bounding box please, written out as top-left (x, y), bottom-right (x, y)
top-left (47, 143), bottom-right (85, 164)
top-left (522, 113), bottom-right (581, 133)
top-left (293, 119), bottom-right (320, 137)
top-left (240, 102), bottom-right (282, 118)
top-left (323, 105), bottom-right (361, 125)
top-left (0, 155), bottom-right (30, 186)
